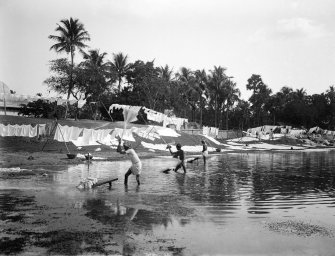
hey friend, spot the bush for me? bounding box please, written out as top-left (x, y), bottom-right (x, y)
top-left (18, 100), bottom-right (65, 119)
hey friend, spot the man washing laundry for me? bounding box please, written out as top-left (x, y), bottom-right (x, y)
top-left (117, 136), bottom-right (142, 186)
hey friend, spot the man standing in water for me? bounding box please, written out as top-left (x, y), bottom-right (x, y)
top-left (201, 140), bottom-right (208, 164)
top-left (117, 137), bottom-right (142, 186)
top-left (167, 143), bottom-right (186, 173)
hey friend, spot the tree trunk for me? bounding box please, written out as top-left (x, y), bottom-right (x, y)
top-left (214, 95), bottom-right (218, 127)
top-left (199, 104), bottom-right (203, 127)
top-left (65, 91), bottom-right (71, 119)
top-left (65, 50), bottom-right (74, 119)
top-left (118, 77), bottom-right (122, 94)
top-left (226, 106), bottom-right (229, 130)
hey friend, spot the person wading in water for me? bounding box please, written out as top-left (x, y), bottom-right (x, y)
top-left (167, 143), bottom-right (186, 173)
top-left (117, 136), bottom-right (142, 186)
top-left (201, 140), bottom-right (208, 164)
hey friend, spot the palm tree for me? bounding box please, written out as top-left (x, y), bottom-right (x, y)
top-left (246, 74), bottom-right (272, 126)
top-left (158, 65), bottom-right (174, 82)
top-left (326, 86), bottom-right (335, 128)
top-left (225, 79), bottom-right (240, 130)
top-left (194, 69), bottom-right (209, 126)
top-left (110, 53), bottom-right (130, 94)
top-left (176, 67), bottom-right (196, 120)
top-left (80, 49), bottom-right (110, 120)
top-left (294, 88), bottom-right (307, 101)
top-left (209, 66), bottom-right (228, 128)
top-left (81, 49), bottom-right (110, 95)
top-left (49, 17), bottom-right (90, 118)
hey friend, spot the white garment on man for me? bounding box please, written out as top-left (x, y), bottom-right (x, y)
top-left (125, 148), bottom-right (142, 175)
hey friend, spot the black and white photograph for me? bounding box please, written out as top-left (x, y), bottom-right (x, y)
top-left (1, 0), bottom-right (335, 255)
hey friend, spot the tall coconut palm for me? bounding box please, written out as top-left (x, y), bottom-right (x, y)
top-left (209, 66), bottom-right (228, 128)
top-left (110, 53), bottom-right (130, 94)
top-left (48, 17), bottom-right (90, 118)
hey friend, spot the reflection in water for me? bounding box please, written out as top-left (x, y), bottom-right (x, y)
top-left (1, 151), bottom-right (335, 254)
top-left (84, 198), bottom-right (172, 229)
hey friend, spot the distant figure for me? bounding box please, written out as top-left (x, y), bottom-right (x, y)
top-left (269, 129), bottom-right (274, 140)
top-left (201, 140), bottom-right (208, 164)
top-left (117, 136), bottom-right (142, 186)
top-left (167, 143), bottom-right (186, 173)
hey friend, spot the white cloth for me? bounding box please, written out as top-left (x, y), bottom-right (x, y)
top-left (151, 126), bottom-right (180, 137)
top-left (54, 125), bottom-right (67, 141)
top-left (8, 124), bottom-right (16, 136)
top-left (82, 128), bottom-right (93, 145)
top-left (111, 128), bottom-right (135, 142)
top-left (289, 129), bottom-right (306, 136)
top-left (163, 116), bottom-right (187, 130)
top-left (38, 124), bottom-right (46, 136)
top-left (0, 124), bottom-right (8, 136)
top-left (110, 104), bottom-right (142, 124)
top-left (21, 125), bottom-right (30, 137)
top-left (77, 177), bottom-right (98, 189)
top-left (28, 125), bottom-right (37, 137)
top-left (77, 100), bottom-right (85, 108)
top-left (53, 124), bottom-right (80, 142)
top-left (14, 125), bottom-right (23, 136)
top-left (69, 126), bottom-right (83, 140)
top-left (95, 129), bottom-right (112, 142)
top-left (143, 109), bottom-right (165, 123)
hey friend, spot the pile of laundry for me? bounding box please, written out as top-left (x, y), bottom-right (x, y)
top-left (110, 104), bottom-right (188, 130)
top-left (76, 177), bottom-right (98, 189)
top-left (202, 126), bottom-right (219, 137)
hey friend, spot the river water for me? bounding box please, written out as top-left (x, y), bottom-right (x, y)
top-left (1, 150), bottom-right (335, 255)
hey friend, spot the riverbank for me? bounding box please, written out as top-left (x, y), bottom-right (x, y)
top-left (1, 115), bottom-right (334, 170)
top-left (1, 136), bottom-right (334, 172)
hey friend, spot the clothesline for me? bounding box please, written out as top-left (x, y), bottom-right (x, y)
top-left (52, 124), bottom-right (181, 147)
top-left (0, 123), bottom-right (44, 137)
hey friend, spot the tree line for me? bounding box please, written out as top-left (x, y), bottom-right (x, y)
top-left (41, 17), bottom-right (335, 131)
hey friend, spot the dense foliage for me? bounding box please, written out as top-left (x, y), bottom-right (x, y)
top-left (18, 99), bottom-right (65, 119)
top-left (43, 17), bottom-right (335, 131)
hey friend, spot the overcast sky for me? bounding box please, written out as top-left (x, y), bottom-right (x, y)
top-left (1, 0), bottom-right (335, 100)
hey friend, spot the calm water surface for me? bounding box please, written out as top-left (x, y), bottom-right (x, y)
top-left (1, 151), bottom-right (335, 255)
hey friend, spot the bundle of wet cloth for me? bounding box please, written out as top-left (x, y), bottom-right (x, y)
top-left (77, 177), bottom-right (98, 189)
